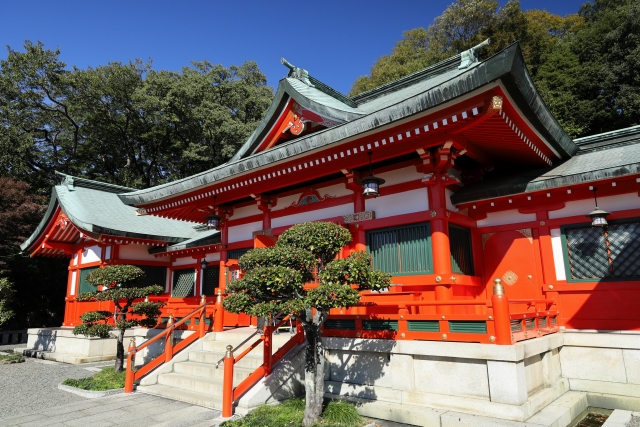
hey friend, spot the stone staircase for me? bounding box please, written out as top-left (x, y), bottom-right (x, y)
top-left (136, 327), bottom-right (299, 410)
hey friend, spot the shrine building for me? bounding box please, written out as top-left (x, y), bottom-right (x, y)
top-left (21, 42), bottom-right (640, 426)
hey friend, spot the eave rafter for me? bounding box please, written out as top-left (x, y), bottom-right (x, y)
top-left (137, 89), bottom-right (560, 223)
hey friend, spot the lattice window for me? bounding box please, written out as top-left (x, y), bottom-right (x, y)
top-left (449, 224), bottom-right (474, 276)
top-left (202, 266), bottom-right (220, 296)
top-left (366, 222), bottom-right (432, 275)
top-left (136, 265), bottom-right (167, 289)
top-left (172, 269), bottom-right (195, 298)
top-left (78, 267), bottom-right (99, 294)
top-left (564, 220), bottom-right (640, 280)
top-left (228, 248), bottom-right (251, 260)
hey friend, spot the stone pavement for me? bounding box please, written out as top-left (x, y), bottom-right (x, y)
top-left (0, 392), bottom-right (226, 427)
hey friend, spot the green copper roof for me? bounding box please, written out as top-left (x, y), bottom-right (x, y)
top-left (119, 43), bottom-right (575, 207)
top-left (149, 228), bottom-right (221, 255)
top-left (451, 126), bottom-right (640, 205)
top-left (21, 173), bottom-right (201, 253)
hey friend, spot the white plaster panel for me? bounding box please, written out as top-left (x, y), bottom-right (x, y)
top-left (317, 183), bottom-right (352, 198)
top-left (232, 204), bottom-right (261, 220)
top-left (172, 256), bottom-right (195, 267)
top-left (377, 166), bottom-right (424, 187)
top-left (81, 245), bottom-right (101, 264)
top-left (204, 253), bottom-right (221, 263)
top-left (105, 246), bottom-right (112, 260)
top-left (271, 193), bottom-right (301, 212)
top-left (72, 253), bottom-right (78, 265)
top-left (365, 189), bottom-right (429, 219)
top-left (550, 228), bottom-right (566, 281)
top-left (272, 204), bottom-right (353, 228)
top-left (524, 353), bottom-right (544, 394)
top-left (228, 221), bottom-right (262, 243)
top-left (414, 355), bottom-right (490, 400)
top-left (476, 210), bottom-right (536, 227)
top-left (549, 193), bottom-right (640, 219)
top-left (118, 244), bottom-right (157, 261)
top-left (70, 270), bottom-right (77, 295)
top-left (560, 346), bottom-right (627, 383)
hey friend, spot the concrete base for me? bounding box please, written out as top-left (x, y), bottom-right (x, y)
top-left (22, 326), bottom-right (194, 364)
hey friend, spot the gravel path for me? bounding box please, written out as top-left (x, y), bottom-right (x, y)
top-left (0, 351), bottom-right (114, 418)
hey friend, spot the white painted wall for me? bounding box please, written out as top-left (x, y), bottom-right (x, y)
top-left (204, 252), bottom-right (221, 263)
top-left (81, 245), bottom-right (101, 264)
top-left (228, 221), bottom-right (263, 243)
top-left (476, 210), bottom-right (536, 227)
top-left (69, 270), bottom-right (77, 296)
top-left (272, 204), bottom-right (354, 228)
top-left (172, 256), bottom-right (195, 267)
top-left (118, 244), bottom-right (157, 261)
top-left (549, 193), bottom-right (640, 219)
top-left (365, 189), bottom-right (429, 219)
top-left (317, 183), bottom-right (352, 198)
top-left (550, 228), bottom-right (567, 281)
top-left (377, 166), bottom-right (423, 187)
top-left (105, 246), bottom-right (112, 260)
top-left (445, 189), bottom-right (457, 212)
top-left (272, 193), bottom-right (301, 212)
top-left (72, 253), bottom-right (78, 265)
top-left (232, 204), bottom-right (261, 220)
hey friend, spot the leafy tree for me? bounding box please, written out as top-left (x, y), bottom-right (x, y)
top-left (0, 41), bottom-right (274, 193)
top-left (0, 278), bottom-right (15, 326)
top-left (537, 0), bottom-right (640, 137)
top-left (349, 0), bottom-right (582, 96)
top-left (223, 222), bottom-right (391, 426)
top-left (73, 265), bottom-right (165, 372)
top-left (0, 177), bottom-right (68, 329)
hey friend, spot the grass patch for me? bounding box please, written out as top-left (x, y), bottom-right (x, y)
top-left (62, 367), bottom-right (125, 391)
top-left (221, 399), bottom-right (367, 427)
top-left (0, 354), bottom-right (23, 362)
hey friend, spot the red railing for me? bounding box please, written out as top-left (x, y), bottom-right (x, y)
top-left (221, 315), bottom-right (305, 418)
top-left (321, 279), bottom-right (559, 345)
top-left (124, 298), bottom-right (215, 393)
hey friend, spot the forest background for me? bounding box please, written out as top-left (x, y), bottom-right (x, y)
top-left (0, 0), bottom-right (636, 330)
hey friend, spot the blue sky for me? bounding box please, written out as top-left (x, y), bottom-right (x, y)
top-left (1, 0), bottom-right (587, 95)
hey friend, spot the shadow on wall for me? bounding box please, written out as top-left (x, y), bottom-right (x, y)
top-left (24, 329), bottom-right (58, 356)
top-left (323, 329), bottom-right (398, 403)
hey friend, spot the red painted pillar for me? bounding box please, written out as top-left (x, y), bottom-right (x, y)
top-left (222, 345), bottom-right (235, 418)
top-left (352, 190), bottom-right (366, 252)
top-left (426, 180), bottom-right (453, 314)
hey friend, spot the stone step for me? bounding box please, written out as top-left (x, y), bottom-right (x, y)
top-left (137, 384), bottom-right (221, 410)
top-left (174, 360), bottom-right (254, 382)
top-left (188, 350), bottom-right (264, 369)
top-left (157, 372), bottom-right (225, 395)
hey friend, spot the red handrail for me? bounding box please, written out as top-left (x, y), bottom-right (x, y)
top-left (222, 315), bottom-right (305, 417)
top-left (124, 301), bottom-right (214, 393)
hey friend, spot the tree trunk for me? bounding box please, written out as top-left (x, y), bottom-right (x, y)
top-left (302, 312), bottom-right (326, 426)
top-left (114, 328), bottom-right (125, 372)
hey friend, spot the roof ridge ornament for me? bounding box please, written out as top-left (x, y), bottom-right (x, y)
top-left (281, 58), bottom-right (315, 87)
top-left (458, 38), bottom-right (490, 69)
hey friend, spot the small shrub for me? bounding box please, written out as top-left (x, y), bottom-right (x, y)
top-left (62, 367), bottom-right (125, 390)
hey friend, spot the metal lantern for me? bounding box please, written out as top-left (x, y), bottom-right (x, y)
top-left (361, 176), bottom-right (385, 198)
top-left (587, 187), bottom-right (610, 227)
top-left (206, 213), bottom-right (221, 230)
top-left (206, 195), bottom-right (222, 230)
top-left (200, 259), bottom-right (208, 270)
top-left (359, 151), bottom-right (385, 198)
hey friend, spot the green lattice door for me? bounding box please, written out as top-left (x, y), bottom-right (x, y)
top-left (78, 267), bottom-right (99, 294)
top-left (366, 223), bottom-right (432, 275)
top-left (172, 268), bottom-right (195, 297)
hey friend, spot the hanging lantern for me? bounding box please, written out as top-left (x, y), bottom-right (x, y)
top-left (358, 151), bottom-right (385, 198)
top-left (207, 195), bottom-right (222, 230)
top-left (200, 259), bottom-right (208, 270)
top-left (586, 187), bottom-right (610, 227)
